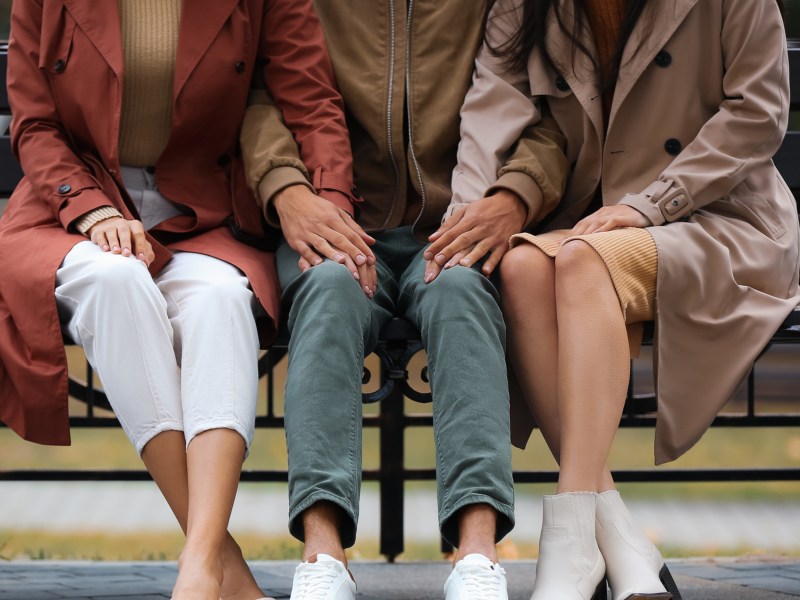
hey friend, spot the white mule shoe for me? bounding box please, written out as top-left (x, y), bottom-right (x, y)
top-left (595, 490), bottom-right (680, 600)
top-left (531, 492), bottom-right (607, 600)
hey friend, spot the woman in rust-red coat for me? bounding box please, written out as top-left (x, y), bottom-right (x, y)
top-left (0, 1), bottom-right (366, 597)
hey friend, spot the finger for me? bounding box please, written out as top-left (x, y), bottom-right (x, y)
top-left (445, 250), bottom-right (469, 269)
top-left (297, 256), bottom-right (313, 272)
top-left (129, 221), bottom-right (149, 263)
top-left (340, 211), bottom-right (376, 247)
top-left (427, 208), bottom-right (465, 245)
top-left (356, 261), bottom-right (373, 297)
top-left (456, 239), bottom-right (491, 268)
top-left (340, 253), bottom-right (361, 282)
top-left (480, 244), bottom-right (508, 276)
top-left (424, 258), bottom-right (444, 283)
top-left (326, 228), bottom-right (371, 268)
top-left (105, 227), bottom-right (121, 253)
top-left (423, 211), bottom-right (467, 260)
top-left (116, 222), bottom-right (132, 257)
top-left (294, 240), bottom-right (325, 269)
top-left (91, 229), bottom-right (111, 252)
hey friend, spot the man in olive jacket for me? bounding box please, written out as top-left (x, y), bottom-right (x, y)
top-left (241, 2), bottom-right (566, 598)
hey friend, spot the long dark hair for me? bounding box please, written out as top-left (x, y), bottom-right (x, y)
top-left (490, 0), bottom-right (651, 92)
top-left (490, 0), bottom-right (786, 92)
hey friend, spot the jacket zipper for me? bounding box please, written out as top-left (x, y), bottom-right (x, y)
top-left (381, 0), bottom-right (402, 229)
top-left (406, 0), bottom-right (427, 232)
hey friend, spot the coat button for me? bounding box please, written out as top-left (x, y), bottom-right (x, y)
top-left (664, 138), bottom-right (682, 156)
top-left (217, 153), bottom-right (231, 167)
top-left (555, 75), bottom-right (570, 92)
top-left (53, 59), bottom-right (66, 73)
top-left (234, 61), bottom-right (246, 74)
top-left (57, 184), bottom-right (71, 194)
top-left (654, 50), bottom-right (672, 68)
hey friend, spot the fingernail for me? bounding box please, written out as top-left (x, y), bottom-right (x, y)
top-left (122, 248), bottom-right (130, 256)
top-left (355, 254), bottom-right (366, 265)
top-left (313, 257), bottom-right (323, 266)
top-left (423, 251), bottom-right (433, 260)
top-left (334, 254), bottom-right (344, 263)
top-left (445, 261), bottom-right (455, 268)
top-left (425, 272), bottom-right (434, 283)
top-left (102, 245), bottom-right (110, 251)
top-left (364, 285), bottom-right (370, 294)
top-left (137, 252), bottom-right (145, 260)
top-left (112, 246), bottom-right (120, 253)
top-left (353, 271), bottom-right (360, 280)
top-left (435, 254), bottom-right (446, 265)
top-left (461, 258), bottom-right (472, 266)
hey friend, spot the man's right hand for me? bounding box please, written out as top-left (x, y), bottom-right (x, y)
top-left (273, 185), bottom-right (377, 297)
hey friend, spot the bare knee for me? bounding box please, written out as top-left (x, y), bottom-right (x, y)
top-left (499, 245), bottom-right (555, 302)
top-left (554, 240), bottom-right (610, 301)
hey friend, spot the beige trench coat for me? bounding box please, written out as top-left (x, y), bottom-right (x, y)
top-left (453, 0), bottom-right (800, 463)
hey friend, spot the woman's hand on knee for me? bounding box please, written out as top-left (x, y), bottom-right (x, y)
top-left (571, 205), bottom-right (651, 235)
top-left (88, 218), bottom-right (154, 265)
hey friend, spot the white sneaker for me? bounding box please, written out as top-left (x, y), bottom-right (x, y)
top-left (289, 554), bottom-right (356, 600)
top-left (444, 553), bottom-right (508, 600)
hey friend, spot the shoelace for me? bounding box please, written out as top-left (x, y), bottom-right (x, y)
top-left (294, 561), bottom-right (339, 599)
top-left (458, 563), bottom-right (506, 598)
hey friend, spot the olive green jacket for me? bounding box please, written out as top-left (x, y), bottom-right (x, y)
top-left (241, 0), bottom-right (568, 236)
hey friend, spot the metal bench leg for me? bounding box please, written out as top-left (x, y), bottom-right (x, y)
top-left (379, 383), bottom-right (405, 562)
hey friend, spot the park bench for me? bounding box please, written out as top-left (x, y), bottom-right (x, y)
top-left (1, 40), bottom-right (799, 561)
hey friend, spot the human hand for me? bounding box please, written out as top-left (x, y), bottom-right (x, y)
top-left (88, 217), bottom-right (154, 266)
top-left (423, 189), bottom-right (527, 283)
top-left (570, 205), bottom-right (651, 235)
top-left (273, 184), bottom-right (377, 297)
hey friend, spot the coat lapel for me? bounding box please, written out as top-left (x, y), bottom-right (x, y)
top-left (63, 0), bottom-right (124, 78)
top-left (609, 0), bottom-right (700, 127)
top-left (173, 0), bottom-right (241, 98)
top-left (544, 1), bottom-right (604, 143)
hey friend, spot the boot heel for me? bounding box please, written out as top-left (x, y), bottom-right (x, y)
top-left (592, 579), bottom-right (608, 600)
top-left (659, 564), bottom-right (681, 599)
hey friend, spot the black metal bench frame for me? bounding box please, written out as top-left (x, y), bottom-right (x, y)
top-left (1, 41), bottom-right (799, 562)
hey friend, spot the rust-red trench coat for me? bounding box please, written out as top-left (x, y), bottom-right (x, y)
top-left (0, 0), bottom-right (357, 446)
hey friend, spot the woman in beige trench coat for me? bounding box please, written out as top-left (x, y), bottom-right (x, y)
top-left (440, 0), bottom-right (800, 598)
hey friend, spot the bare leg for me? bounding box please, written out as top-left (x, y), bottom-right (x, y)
top-left (500, 245), bottom-right (615, 490)
top-left (141, 431), bottom-right (265, 600)
top-left (452, 504), bottom-right (498, 563)
top-left (301, 501), bottom-right (348, 564)
top-left (554, 241), bottom-right (630, 493)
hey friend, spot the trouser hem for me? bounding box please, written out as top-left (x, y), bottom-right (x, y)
top-left (439, 493), bottom-right (515, 548)
top-left (288, 491), bottom-right (359, 549)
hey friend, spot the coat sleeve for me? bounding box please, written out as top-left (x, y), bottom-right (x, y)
top-left (447, 0), bottom-right (568, 228)
top-left (252, 0), bottom-right (359, 221)
top-left (7, 0), bottom-right (114, 230)
top-left (620, 0), bottom-right (789, 226)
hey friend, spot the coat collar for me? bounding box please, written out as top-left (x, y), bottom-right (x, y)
top-left (543, 0), bottom-right (700, 134)
top-left (63, 0), bottom-right (241, 98)
top-left (544, 0), bottom-right (604, 140)
top-left (609, 0), bottom-right (700, 127)
top-left (173, 0), bottom-right (241, 98)
top-left (63, 0), bottom-right (124, 77)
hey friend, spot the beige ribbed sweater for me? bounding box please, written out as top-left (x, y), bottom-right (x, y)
top-left (118, 0), bottom-right (182, 167)
top-left (74, 0), bottom-right (182, 233)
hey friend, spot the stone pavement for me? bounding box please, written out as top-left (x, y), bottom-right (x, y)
top-left (1, 559), bottom-right (800, 599)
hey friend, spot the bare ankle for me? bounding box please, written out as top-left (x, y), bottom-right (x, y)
top-left (453, 504), bottom-right (498, 564)
top-left (301, 501), bottom-right (347, 565)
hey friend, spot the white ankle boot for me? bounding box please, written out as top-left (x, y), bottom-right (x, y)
top-left (595, 490), bottom-right (680, 600)
top-left (531, 492), bottom-right (607, 600)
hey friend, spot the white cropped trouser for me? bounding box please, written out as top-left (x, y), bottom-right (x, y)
top-left (55, 240), bottom-right (261, 455)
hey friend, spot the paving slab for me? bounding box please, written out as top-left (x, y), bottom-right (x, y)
top-left (1, 559), bottom-right (799, 599)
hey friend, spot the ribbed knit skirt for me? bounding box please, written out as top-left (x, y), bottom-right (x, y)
top-left (511, 227), bottom-right (658, 352)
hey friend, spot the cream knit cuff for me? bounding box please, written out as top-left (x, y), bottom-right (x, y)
top-left (74, 206), bottom-right (125, 235)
